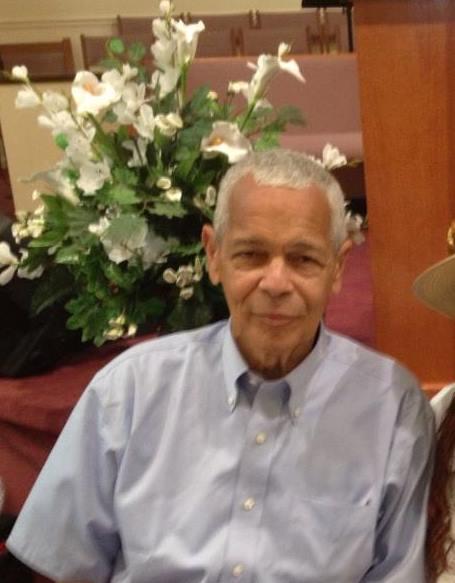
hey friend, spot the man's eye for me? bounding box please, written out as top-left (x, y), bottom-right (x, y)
top-left (289, 254), bottom-right (321, 268)
top-left (233, 250), bottom-right (265, 264)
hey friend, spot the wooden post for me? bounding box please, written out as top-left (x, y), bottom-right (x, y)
top-left (354, 0), bottom-right (455, 388)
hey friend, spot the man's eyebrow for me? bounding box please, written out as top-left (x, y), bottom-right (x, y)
top-left (230, 237), bottom-right (266, 247)
top-left (287, 241), bottom-right (326, 254)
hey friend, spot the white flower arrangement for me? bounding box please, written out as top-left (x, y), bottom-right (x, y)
top-left (0, 2), bottom-right (357, 345)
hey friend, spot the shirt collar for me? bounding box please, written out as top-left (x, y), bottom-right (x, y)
top-left (222, 320), bottom-right (330, 418)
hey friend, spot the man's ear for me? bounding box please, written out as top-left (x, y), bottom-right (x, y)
top-left (331, 238), bottom-right (353, 295)
top-left (201, 224), bottom-right (221, 285)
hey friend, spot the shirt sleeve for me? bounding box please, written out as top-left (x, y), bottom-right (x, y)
top-left (361, 383), bottom-right (435, 582)
top-left (6, 380), bottom-right (122, 583)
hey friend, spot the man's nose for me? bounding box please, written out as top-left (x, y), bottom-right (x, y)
top-left (258, 257), bottom-right (293, 297)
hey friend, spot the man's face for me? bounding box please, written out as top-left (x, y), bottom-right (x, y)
top-left (202, 174), bottom-right (351, 379)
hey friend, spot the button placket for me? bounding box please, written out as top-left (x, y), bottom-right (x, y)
top-left (219, 381), bottom-right (288, 582)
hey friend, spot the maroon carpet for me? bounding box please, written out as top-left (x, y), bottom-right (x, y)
top-left (326, 234), bottom-right (375, 348)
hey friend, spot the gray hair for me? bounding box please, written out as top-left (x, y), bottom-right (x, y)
top-left (214, 149), bottom-right (348, 249)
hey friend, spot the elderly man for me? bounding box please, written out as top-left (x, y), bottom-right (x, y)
top-left (7, 150), bottom-right (433, 582)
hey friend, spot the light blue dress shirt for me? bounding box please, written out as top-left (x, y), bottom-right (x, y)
top-left (7, 320), bottom-right (434, 582)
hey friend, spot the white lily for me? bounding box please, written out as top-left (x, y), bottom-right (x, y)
top-left (321, 143), bottom-right (347, 170)
top-left (159, 0), bottom-right (173, 16)
top-left (77, 158), bottom-right (111, 194)
top-left (11, 65), bottom-right (29, 82)
top-left (101, 221), bottom-right (148, 264)
top-left (38, 110), bottom-right (77, 136)
top-left (65, 131), bottom-right (96, 166)
top-left (134, 104), bottom-right (156, 140)
top-left (346, 212), bottom-right (365, 245)
top-left (88, 216), bottom-right (111, 237)
top-left (72, 71), bottom-right (120, 116)
top-left (205, 185), bottom-right (217, 207)
top-left (102, 64), bottom-right (138, 93)
top-left (113, 82), bottom-right (147, 124)
top-left (164, 187), bottom-right (182, 202)
top-left (0, 242), bottom-right (19, 285)
top-left (151, 67), bottom-right (180, 99)
top-left (122, 138), bottom-right (148, 168)
top-left (141, 229), bottom-right (169, 269)
top-left (0, 243), bottom-right (44, 285)
top-left (201, 121), bottom-right (252, 163)
top-left (15, 86), bottom-right (41, 109)
top-left (173, 19), bottom-right (205, 65)
top-left (155, 112), bottom-right (183, 137)
top-left (156, 176), bottom-right (172, 190)
top-left (42, 91), bottom-right (69, 113)
top-left (244, 43), bottom-right (305, 104)
top-left (179, 286), bottom-right (194, 300)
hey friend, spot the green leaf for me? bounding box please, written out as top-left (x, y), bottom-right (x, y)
top-left (175, 151), bottom-right (200, 180)
top-left (168, 241), bottom-right (203, 256)
top-left (55, 245), bottom-right (82, 265)
top-left (100, 58), bottom-right (122, 71)
top-left (54, 133), bottom-right (69, 150)
top-left (127, 42), bottom-right (146, 63)
top-left (254, 130), bottom-right (280, 151)
top-left (151, 201), bottom-right (187, 219)
top-left (107, 183), bottom-right (140, 205)
top-left (31, 267), bottom-right (75, 315)
top-left (187, 85), bottom-right (210, 114)
top-left (113, 167), bottom-right (138, 186)
top-left (104, 214), bottom-right (148, 247)
top-left (177, 119), bottom-right (213, 149)
top-left (28, 228), bottom-right (66, 248)
top-left (66, 205), bottom-right (98, 237)
top-left (108, 37), bottom-right (125, 55)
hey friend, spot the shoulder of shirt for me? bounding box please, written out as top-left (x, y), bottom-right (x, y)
top-left (91, 319), bottom-right (227, 382)
top-left (323, 328), bottom-right (423, 397)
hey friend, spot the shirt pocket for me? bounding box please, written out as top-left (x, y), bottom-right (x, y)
top-left (288, 494), bottom-right (376, 579)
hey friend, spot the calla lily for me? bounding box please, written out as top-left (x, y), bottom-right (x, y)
top-left (173, 20), bottom-right (205, 65)
top-left (133, 104), bottom-right (156, 140)
top-left (156, 176), bottom-right (172, 190)
top-left (309, 144), bottom-right (347, 171)
top-left (164, 187), bottom-right (182, 202)
top-left (321, 143), bottom-right (347, 170)
top-left (241, 43), bottom-right (305, 104)
top-left (151, 67), bottom-right (180, 99)
top-left (201, 121), bottom-right (252, 163)
top-left (71, 71), bottom-right (120, 115)
top-left (155, 112), bottom-right (183, 137)
top-left (122, 138), bottom-right (148, 168)
top-left (0, 243), bottom-right (44, 285)
top-left (0, 242), bottom-right (18, 285)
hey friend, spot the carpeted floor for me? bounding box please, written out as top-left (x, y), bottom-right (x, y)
top-left (325, 233), bottom-right (375, 348)
top-left (0, 167), bottom-right (375, 348)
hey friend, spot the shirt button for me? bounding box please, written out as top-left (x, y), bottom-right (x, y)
top-left (227, 396), bottom-right (235, 406)
top-left (232, 563), bottom-right (245, 576)
top-left (242, 497), bottom-right (256, 511)
top-left (255, 431), bottom-right (267, 445)
top-left (293, 406), bottom-right (301, 418)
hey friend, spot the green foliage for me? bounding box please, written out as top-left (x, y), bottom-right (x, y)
top-left (8, 12), bottom-right (309, 346)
